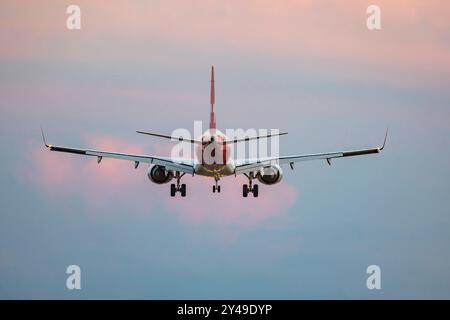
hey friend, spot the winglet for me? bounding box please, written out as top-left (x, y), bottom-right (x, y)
top-left (380, 128), bottom-right (388, 151)
top-left (40, 126), bottom-right (50, 148)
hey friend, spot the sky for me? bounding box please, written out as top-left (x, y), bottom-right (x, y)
top-left (0, 0), bottom-right (450, 299)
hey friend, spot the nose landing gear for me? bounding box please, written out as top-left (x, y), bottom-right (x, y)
top-left (243, 172), bottom-right (259, 198)
top-left (212, 176), bottom-right (221, 193)
top-left (170, 172), bottom-right (186, 197)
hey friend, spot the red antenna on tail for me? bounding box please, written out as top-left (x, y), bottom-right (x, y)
top-left (209, 65), bottom-right (216, 129)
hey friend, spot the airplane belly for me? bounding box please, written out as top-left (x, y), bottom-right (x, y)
top-left (194, 163), bottom-right (235, 177)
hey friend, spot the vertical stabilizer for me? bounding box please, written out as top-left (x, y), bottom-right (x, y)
top-left (209, 66), bottom-right (216, 129)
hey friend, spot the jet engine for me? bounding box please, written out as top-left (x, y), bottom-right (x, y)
top-left (147, 165), bottom-right (174, 184)
top-left (256, 164), bottom-right (283, 185)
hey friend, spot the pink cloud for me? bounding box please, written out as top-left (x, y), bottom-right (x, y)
top-left (22, 136), bottom-right (153, 213)
top-left (2, 1), bottom-right (449, 88)
top-left (162, 175), bottom-right (297, 228)
top-left (21, 135), bottom-right (298, 226)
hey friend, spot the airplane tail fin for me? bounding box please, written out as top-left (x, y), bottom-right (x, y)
top-left (209, 65), bottom-right (216, 130)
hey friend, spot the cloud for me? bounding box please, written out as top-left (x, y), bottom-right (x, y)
top-left (22, 136), bottom-right (152, 213)
top-left (2, 1), bottom-right (449, 89)
top-left (21, 135), bottom-right (298, 226)
top-left (162, 175), bottom-right (297, 228)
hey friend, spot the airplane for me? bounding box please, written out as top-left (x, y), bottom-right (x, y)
top-left (41, 66), bottom-right (387, 198)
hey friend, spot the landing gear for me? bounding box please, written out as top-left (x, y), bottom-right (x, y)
top-left (180, 183), bottom-right (186, 197)
top-left (253, 184), bottom-right (258, 197)
top-left (243, 172), bottom-right (259, 198)
top-left (212, 177), bottom-right (221, 193)
top-left (243, 184), bottom-right (248, 197)
top-left (170, 172), bottom-right (186, 197)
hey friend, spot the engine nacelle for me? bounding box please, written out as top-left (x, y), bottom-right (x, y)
top-left (147, 165), bottom-right (174, 184)
top-left (257, 164), bottom-right (283, 185)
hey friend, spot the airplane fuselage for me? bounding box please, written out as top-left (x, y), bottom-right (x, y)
top-left (194, 129), bottom-right (235, 178)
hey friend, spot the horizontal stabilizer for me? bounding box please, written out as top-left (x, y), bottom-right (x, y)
top-left (221, 132), bottom-right (288, 144)
top-left (136, 130), bottom-right (203, 144)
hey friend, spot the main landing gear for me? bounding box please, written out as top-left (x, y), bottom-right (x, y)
top-left (243, 172), bottom-right (259, 198)
top-left (170, 172), bottom-right (186, 197)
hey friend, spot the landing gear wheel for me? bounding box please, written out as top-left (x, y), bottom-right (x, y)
top-left (243, 184), bottom-right (249, 197)
top-left (243, 172), bottom-right (260, 198)
top-left (170, 171), bottom-right (187, 197)
top-left (180, 184), bottom-right (186, 197)
top-left (253, 184), bottom-right (259, 197)
top-left (213, 177), bottom-right (221, 194)
top-left (170, 184), bottom-right (176, 197)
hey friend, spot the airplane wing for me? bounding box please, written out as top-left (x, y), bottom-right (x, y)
top-left (235, 130), bottom-right (388, 175)
top-left (41, 129), bottom-right (195, 174)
